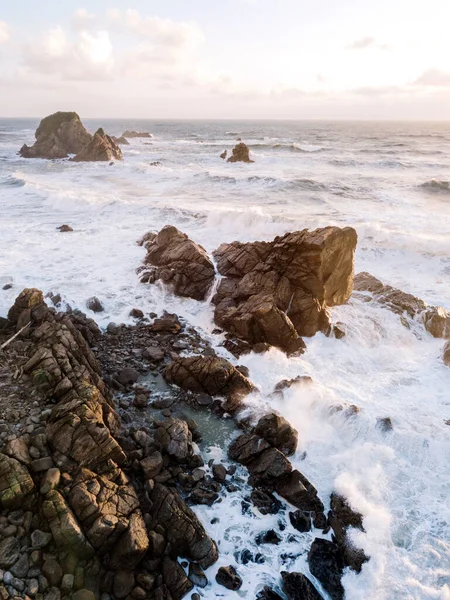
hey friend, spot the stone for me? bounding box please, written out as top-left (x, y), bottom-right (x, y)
top-left (164, 356), bottom-right (254, 411)
top-left (42, 559), bottom-right (63, 588)
top-left (45, 587), bottom-right (61, 600)
top-left (0, 538), bottom-right (20, 568)
top-left (73, 590), bottom-right (96, 600)
top-left (229, 434), bottom-right (271, 465)
top-left (275, 470), bottom-right (324, 514)
top-left (86, 297), bottom-right (104, 313)
top-left (139, 226), bottom-right (215, 301)
top-left (10, 553), bottom-right (29, 578)
top-left (444, 340), bottom-right (450, 367)
top-left (110, 512), bottom-right (149, 570)
top-left (215, 566), bottom-right (242, 590)
top-left (30, 530), bottom-right (52, 549)
top-left (40, 468), bottom-right (61, 494)
top-left (250, 489), bottom-right (282, 515)
top-left (220, 150), bottom-right (227, 160)
top-left (72, 128), bottom-right (123, 162)
top-left (19, 112), bottom-right (92, 159)
top-left (162, 557), bottom-right (193, 599)
top-left (329, 494), bottom-right (368, 572)
top-left (308, 538), bottom-right (344, 600)
top-left (4, 437), bottom-right (31, 466)
top-left (247, 448), bottom-right (292, 484)
top-left (57, 224), bottom-right (73, 233)
top-left (122, 131), bottom-right (152, 138)
top-left (0, 453), bottom-right (35, 509)
top-left (147, 531), bottom-right (166, 558)
top-left (227, 142), bottom-right (253, 163)
top-left (140, 452), bottom-right (163, 479)
top-left (254, 413), bottom-right (298, 456)
top-left (281, 572), bottom-right (323, 600)
top-left (188, 563), bottom-right (207, 588)
top-left (155, 419), bottom-right (191, 461)
top-left (289, 510), bottom-right (312, 532)
top-left (27, 578), bottom-right (39, 597)
top-left (143, 347), bottom-right (165, 362)
top-left (256, 529), bottom-right (281, 545)
top-left (212, 464), bottom-right (227, 483)
top-left (117, 368), bottom-right (139, 386)
top-left (61, 574), bottom-right (74, 593)
top-left (129, 308), bottom-right (144, 319)
top-left (31, 457), bottom-right (54, 472)
top-left (113, 572), bottom-right (135, 600)
top-left (213, 226), bottom-right (357, 352)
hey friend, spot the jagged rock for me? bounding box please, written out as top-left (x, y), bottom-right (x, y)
top-left (354, 272), bottom-right (450, 338)
top-left (117, 368), bottom-right (139, 386)
top-left (444, 340), bottom-right (450, 367)
top-left (162, 557), bottom-right (193, 599)
top-left (250, 489), bottom-right (282, 515)
top-left (289, 510), bottom-right (311, 532)
top-left (72, 128), bottom-right (123, 162)
top-left (57, 224), bottom-right (73, 232)
top-left (4, 436), bottom-right (32, 466)
top-left (254, 413), bottom-right (298, 456)
top-left (329, 494), bottom-right (368, 572)
top-left (139, 226), bottom-right (215, 301)
top-left (308, 539), bottom-right (344, 600)
top-left (19, 112), bottom-right (92, 159)
top-left (273, 376), bottom-right (313, 394)
top-left (147, 530), bottom-right (166, 558)
top-left (227, 142), bottom-right (253, 163)
top-left (164, 356), bottom-right (254, 411)
top-left (112, 136), bottom-right (130, 145)
top-left (110, 511), bottom-right (149, 570)
top-left (281, 572), bottom-right (323, 600)
top-left (150, 484), bottom-right (218, 568)
top-left (188, 563), bottom-right (207, 588)
top-left (247, 448), bottom-right (292, 485)
top-left (122, 131), bottom-right (152, 138)
top-left (228, 434), bottom-right (270, 465)
top-left (0, 453), bottom-right (35, 509)
top-left (256, 529), bottom-right (281, 544)
top-left (155, 419), bottom-right (192, 461)
top-left (86, 296), bottom-right (104, 313)
top-left (215, 565), bottom-right (242, 590)
top-left (140, 452), bottom-right (163, 479)
top-left (220, 150), bottom-right (227, 160)
top-left (213, 227), bottom-right (357, 352)
top-left (42, 490), bottom-right (94, 558)
top-left (275, 470), bottom-right (324, 515)
top-left (0, 537), bottom-right (20, 568)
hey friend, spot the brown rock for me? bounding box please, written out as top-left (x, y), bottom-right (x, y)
top-left (139, 226), bottom-right (215, 301)
top-left (443, 340), bottom-right (450, 367)
top-left (162, 557), bottom-right (193, 600)
top-left (228, 434), bottom-right (270, 465)
top-left (57, 224), bottom-right (73, 232)
top-left (122, 130), bottom-right (152, 138)
top-left (227, 142), bottom-right (253, 163)
top-left (329, 494), bottom-right (368, 572)
top-left (72, 128), bottom-right (123, 162)
top-left (19, 112), bottom-right (92, 159)
top-left (0, 453), bottom-right (35, 510)
top-left (254, 413), bottom-right (298, 456)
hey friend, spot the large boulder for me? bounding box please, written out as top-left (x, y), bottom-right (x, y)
top-left (155, 419), bottom-right (192, 461)
top-left (150, 484), bottom-right (218, 569)
top-left (19, 111), bottom-right (92, 159)
top-left (281, 572), bottom-right (323, 600)
top-left (254, 413), bottom-right (298, 456)
top-left (443, 340), bottom-right (450, 367)
top-left (164, 355), bottom-right (255, 411)
top-left (213, 227), bottom-right (357, 352)
top-left (72, 128), bottom-right (123, 162)
top-left (329, 494), bottom-right (368, 572)
top-left (227, 142), bottom-right (253, 163)
top-left (308, 539), bottom-right (344, 600)
top-left (139, 226), bottom-right (215, 301)
top-left (0, 453), bottom-right (35, 510)
top-left (354, 272), bottom-right (450, 338)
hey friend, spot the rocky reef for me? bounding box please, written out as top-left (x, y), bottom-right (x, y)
top-left (72, 129), bottom-right (123, 162)
top-left (227, 142), bottom-right (253, 163)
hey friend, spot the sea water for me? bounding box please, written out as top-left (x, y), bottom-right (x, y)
top-left (0, 119), bottom-right (449, 599)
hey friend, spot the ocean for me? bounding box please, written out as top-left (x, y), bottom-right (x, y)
top-left (0, 118), bottom-right (449, 599)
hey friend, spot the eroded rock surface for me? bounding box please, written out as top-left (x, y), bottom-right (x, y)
top-left (139, 226), bottom-right (215, 301)
top-left (329, 494), bottom-right (368, 572)
top-left (19, 111), bottom-right (92, 159)
top-left (227, 142), bottom-right (253, 163)
top-left (72, 128), bottom-right (123, 162)
top-left (213, 226), bottom-right (357, 352)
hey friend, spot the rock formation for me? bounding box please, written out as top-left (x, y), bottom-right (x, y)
top-left (112, 136), bottom-right (130, 145)
top-left (328, 494), bottom-right (368, 572)
top-left (122, 131), bottom-right (152, 138)
top-left (444, 340), bottom-right (450, 367)
top-left (19, 111), bottom-right (92, 159)
top-left (354, 272), bottom-right (450, 338)
top-left (72, 128), bottom-right (123, 162)
top-left (227, 142), bottom-right (253, 163)
top-left (213, 226), bottom-right (357, 352)
top-left (138, 226), bottom-right (215, 301)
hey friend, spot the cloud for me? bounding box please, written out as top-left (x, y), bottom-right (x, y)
top-left (22, 26), bottom-right (114, 81)
top-left (347, 36), bottom-right (375, 50)
top-left (72, 8), bottom-right (96, 31)
top-left (0, 21), bottom-right (10, 44)
top-left (414, 68), bottom-right (450, 87)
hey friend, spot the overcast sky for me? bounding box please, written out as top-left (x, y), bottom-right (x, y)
top-left (1, 0), bottom-right (450, 119)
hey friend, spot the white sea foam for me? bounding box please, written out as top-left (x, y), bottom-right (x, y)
top-left (1, 119), bottom-right (450, 599)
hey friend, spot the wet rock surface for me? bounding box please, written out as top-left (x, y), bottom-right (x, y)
top-left (72, 128), bottom-right (123, 162)
top-left (226, 142), bottom-right (253, 163)
top-left (138, 226), bottom-right (215, 301)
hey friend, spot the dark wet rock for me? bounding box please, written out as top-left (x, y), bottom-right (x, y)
top-left (86, 296), bottom-right (104, 313)
top-left (155, 419), bottom-right (192, 461)
top-left (164, 355), bottom-right (255, 411)
top-left (139, 226), bottom-right (215, 301)
top-left (113, 571), bottom-right (135, 599)
top-left (117, 368), bottom-right (139, 386)
top-left (162, 557), bottom-right (193, 599)
top-left (122, 130), bottom-right (152, 138)
top-left (0, 453), bottom-right (35, 510)
top-left (188, 563), bottom-right (208, 588)
top-left (281, 571), bottom-right (323, 600)
top-left (150, 484), bottom-right (218, 568)
top-left (254, 412), bottom-right (298, 456)
top-left (247, 448), bottom-right (292, 485)
top-left (250, 489), bottom-right (282, 515)
top-left (256, 586), bottom-right (283, 600)
top-left (57, 224), bottom-right (73, 232)
top-left (129, 308), bottom-right (144, 319)
top-left (147, 530), bottom-right (166, 558)
top-left (215, 565), bottom-right (242, 590)
top-left (227, 142), bottom-right (253, 163)
top-left (289, 510), bottom-right (312, 532)
top-left (308, 538), bottom-right (344, 600)
top-left (354, 272), bottom-right (450, 338)
top-left (275, 470), bottom-right (324, 514)
top-left (329, 494), bottom-right (368, 572)
top-left (256, 529), bottom-right (282, 544)
top-left (212, 463), bottom-right (227, 483)
top-left (274, 376), bottom-right (314, 394)
top-left (19, 111), bottom-right (92, 159)
top-left (0, 537), bottom-right (20, 568)
top-left (213, 227), bottom-right (357, 352)
top-left (377, 417), bottom-right (393, 432)
top-left (72, 128), bottom-right (123, 162)
top-left (31, 529), bottom-right (52, 548)
top-left (228, 434), bottom-right (270, 465)
top-left (220, 150), bottom-right (227, 160)
top-left (42, 558), bottom-right (63, 587)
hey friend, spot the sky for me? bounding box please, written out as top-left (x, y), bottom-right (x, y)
top-left (1, 0), bottom-right (450, 119)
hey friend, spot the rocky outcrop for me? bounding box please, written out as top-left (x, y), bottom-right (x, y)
top-left (72, 128), bottom-right (123, 162)
top-left (308, 539), bottom-right (344, 600)
top-left (227, 142), bottom-right (253, 163)
top-left (254, 413), bottom-right (298, 456)
top-left (122, 131), bottom-right (152, 138)
top-left (444, 340), bottom-right (450, 367)
top-left (354, 272), bottom-right (450, 338)
top-left (329, 494), bottom-right (368, 572)
top-left (19, 111), bottom-right (92, 159)
top-left (281, 572), bottom-right (323, 599)
top-left (139, 226), bottom-right (215, 301)
top-left (164, 355), bottom-right (255, 411)
top-left (112, 136), bottom-right (130, 145)
top-left (213, 226), bottom-right (357, 352)
top-left (0, 453), bottom-right (35, 510)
